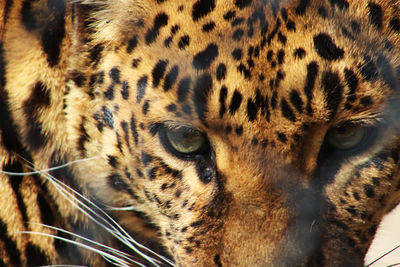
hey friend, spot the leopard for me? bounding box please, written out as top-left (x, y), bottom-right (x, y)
top-left (0, 0), bottom-right (400, 266)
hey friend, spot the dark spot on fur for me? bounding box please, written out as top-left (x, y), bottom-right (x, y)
top-left (235, 0), bottom-right (252, 9)
top-left (322, 71), bottom-right (343, 120)
top-left (132, 58), bottom-right (141, 68)
top-left (121, 81), bottom-right (130, 100)
top-left (216, 63), bottom-right (227, 81)
top-left (141, 151), bottom-right (153, 166)
top-left (178, 35), bottom-right (190, 49)
top-left (235, 126), bottom-right (243, 136)
top-left (177, 77), bottom-right (191, 103)
top-left (137, 75), bottom-right (148, 103)
top-left (304, 62), bottom-right (319, 115)
top-left (102, 106), bottom-right (114, 128)
top-left (109, 68), bottom-right (121, 84)
top-left (233, 29), bottom-right (244, 41)
top-left (290, 90), bottom-right (303, 113)
top-left (77, 119), bottom-right (89, 154)
top-left (376, 54), bottom-right (397, 90)
top-left (148, 167), bottom-right (158, 181)
top-left (142, 100), bottom-right (150, 115)
top-left (41, 0), bottom-right (66, 66)
top-left (104, 84), bottom-right (114, 100)
top-left (146, 13), bottom-right (169, 45)
top-left (5, 161), bottom-right (29, 229)
top-left (277, 50), bottom-right (285, 64)
top-left (214, 254), bottom-right (223, 267)
top-left (229, 90), bottom-right (243, 115)
top-left (367, 2), bottom-right (383, 30)
top-left (286, 20), bottom-right (296, 31)
top-left (70, 71), bottom-right (86, 87)
top-left (108, 173), bottom-right (135, 196)
top-left (232, 48), bottom-right (242, 60)
top-left (25, 243), bottom-right (50, 266)
top-left (152, 60), bottom-right (168, 88)
top-left (0, 219), bottom-right (21, 265)
top-left (363, 184), bottom-right (375, 198)
top-left (295, 0), bottom-right (310, 15)
top-left (281, 8), bottom-right (288, 21)
top-left (318, 6), bottom-right (328, 18)
top-left (164, 36), bottom-right (173, 47)
top-left (127, 36), bottom-right (138, 53)
top-left (203, 22), bottom-right (216, 32)
top-left (167, 104), bottom-right (177, 112)
top-left (360, 96), bottom-right (373, 106)
top-left (281, 98), bottom-right (296, 122)
top-left (164, 65), bottom-right (179, 91)
top-left (107, 155), bottom-right (119, 168)
top-left (225, 125), bottom-right (232, 134)
top-left (277, 132), bottom-right (287, 143)
top-left (21, 0), bottom-right (38, 31)
top-left (23, 81), bottom-right (51, 151)
top-left (219, 86), bottom-right (228, 118)
top-left (350, 20), bottom-right (361, 33)
top-left (328, 0), bottom-right (349, 10)
top-left (193, 43), bottom-right (219, 70)
top-left (359, 55), bottom-right (378, 82)
top-left (344, 69), bottom-right (358, 103)
top-left (278, 32), bottom-right (287, 44)
top-left (314, 33), bottom-right (344, 61)
top-left (232, 17), bottom-right (245, 27)
top-left (192, 0), bottom-right (216, 21)
top-left (247, 99), bottom-right (258, 121)
top-left (121, 121), bottom-right (131, 150)
top-left (89, 45), bottom-right (104, 66)
top-left (237, 64), bottom-right (251, 79)
top-left (182, 105), bottom-right (192, 115)
top-left (223, 10), bottom-right (236, 21)
top-left (193, 73), bottom-right (213, 124)
top-left (390, 18), bottom-right (400, 33)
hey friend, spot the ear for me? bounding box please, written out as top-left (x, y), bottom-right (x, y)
top-left (71, 0), bottom-right (149, 45)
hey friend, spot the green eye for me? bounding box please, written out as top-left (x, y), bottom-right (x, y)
top-left (164, 126), bottom-right (208, 155)
top-left (326, 126), bottom-right (366, 150)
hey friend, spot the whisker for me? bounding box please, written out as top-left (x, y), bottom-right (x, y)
top-left (29, 222), bottom-right (138, 265)
top-left (6, 156), bottom-right (174, 266)
top-left (366, 244), bottom-right (400, 266)
top-left (39, 265), bottom-right (87, 267)
top-left (0, 157), bottom-right (98, 176)
top-left (17, 231), bottom-right (135, 267)
top-left (103, 205), bottom-right (136, 211)
top-left (41, 172), bottom-right (164, 266)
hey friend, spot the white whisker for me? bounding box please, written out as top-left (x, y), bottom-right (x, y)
top-left (6, 156), bottom-right (174, 266)
top-left (0, 157), bottom-right (98, 176)
top-left (104, 205), bottom-right (136, 211)
top-left (39, 265), bottom-right (87, 267)
top-left (28, 222), bottom-right (138, 265)
top-left (17, 231), bottom-right (134, 267)
top-left (366, 244), bottom-right (400, 266)
top-left (41, 171), bottom-right (164, 266)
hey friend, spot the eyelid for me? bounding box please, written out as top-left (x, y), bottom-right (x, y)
top-left (158, 122), bottom-right (211, 161)
top-left (163, 121), bottom-right (202, 132)
top-left (333, 116), bottom-right (384, 129)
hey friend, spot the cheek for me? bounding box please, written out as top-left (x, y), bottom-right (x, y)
top-left (212, 136), bottom-right (234, 171)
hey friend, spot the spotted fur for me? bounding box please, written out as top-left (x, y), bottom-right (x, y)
top-left (0, 0), bottom-right (400, 266)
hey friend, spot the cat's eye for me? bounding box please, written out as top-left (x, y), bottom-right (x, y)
top-left (167, 127), bottom-right (205, 153)
top-left (160, 125), bottom-right (210, 159)
top-left (326, 125), bottom-right (366, 150)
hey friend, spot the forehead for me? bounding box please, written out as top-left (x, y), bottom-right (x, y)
top-left (101, 0), bottom-right (398, 145)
